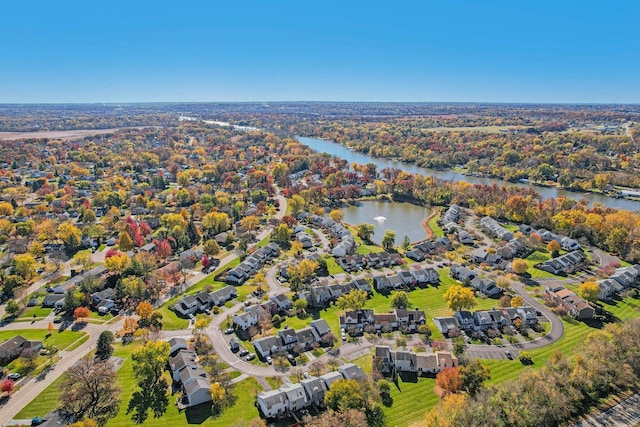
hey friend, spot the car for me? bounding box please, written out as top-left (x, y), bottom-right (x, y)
top-left (8, 372), bottom-right (21, 380)
top-left (505, 351), bottom-right (513, 360)
top-left (223, 328), bottom-right (235, 335)
top-left (341, 328), bottom-right (347, 341)
top-left (53, 317), bottom-right (63, 324)
top-left (239, 349), bottom-right (249, 357)
top-left (246, 353), bottom-right (256, 361)
top-left (46, 287), bottom-right (54, 293)
top-left (303, 372), bottom-right (309, 379)
top-left (266, 356), bottom-right (273, 365)
top-left (286, 353), bottom-right (297, 365)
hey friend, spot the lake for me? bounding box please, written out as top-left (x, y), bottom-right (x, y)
top-left (298, 136), bottom-right (640, 211)
top-left (343, 200), bottom-right (431, 244)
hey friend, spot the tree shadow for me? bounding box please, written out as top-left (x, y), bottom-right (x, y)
top-left (127, 379), bottom-right (169, 424)
top-left (184, 402), bottom-right (214, 424)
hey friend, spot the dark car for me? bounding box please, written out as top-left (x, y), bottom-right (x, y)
top-left (286, 353), bottom-right (297, 365)
top-left (223, 328), bottom-right (234, 335)
top-left (239, 349), bottom-right (249, 357)
top-left (505, 351), bottom-right (513, 360)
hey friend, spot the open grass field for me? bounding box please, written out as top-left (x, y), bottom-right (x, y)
top-left (0, 329), bottom-right (87, 351)
top-left (324, 256), bottom-right (345, 275)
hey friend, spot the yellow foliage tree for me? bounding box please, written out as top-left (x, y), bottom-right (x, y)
top-left (136, 301), bottom-right (154, 320)
top-left (578, 281), bottom-right (600, 303)
top-left (443, 285), bottom-right (477, 312)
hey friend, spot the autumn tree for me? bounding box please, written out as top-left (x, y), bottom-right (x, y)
top-left (13, 253), bottom-right (37, 280)
top-left (57, 222), bottom-right (82, 253)
top-left (443, 285), bottom-right (477, 312)
top-left (307, 409), bottom-right (368, 427)
top-left (329, 209), bottom-right (345, 222)
top-left (203, 239), bottom-right (220, 256)
top-left (119, 317), bottom-right (139, 336)
top-left (1, 378), bottom-right (15, 394)
top-left (136, 301), bottom-right (154, 320)
top-left (336, 289), bottom-right (369, 311)
top-left (424, 393), bottom-right (467, 427)
top-left (510, 295), bottom-right (524, 308)
top-left (287, 259), bottom-right (318, 285)
top-left (271, 223), bottom-right (292, 249)
top-left (118, 231), bottom-right (134, 252)
top-left (579, 281), bottom-right (600, 303)
top-left (155, 239), bottom-right (172, 259)
top-left (104, 252), bottom-right (131, 275)
top-left (436, 367), bottom-right (462, 395)
top-left (68, 420), bottom-right (98, 427)
top-left (239, 215), bottom-right (260, 231)
top-left (73, 307), bottom-right (90, 322)
top-left (210, 382), bottom-right (226, 413)
top-left (58, 358), bottom-right (121, 425)
top-left (511, 258), bottom-right (529, 275)
top-left (325, 379), bottom-right (365, 412)
top-left (547, 240), bottom-right (561, 253)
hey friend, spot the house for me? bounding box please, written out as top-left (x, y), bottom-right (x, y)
top-left (516, 306), bottom-right (538, 325)
top-left (473, 311), bottom-right (493, 330)
top-left (352, 278), bottom-right (372, 294)
top-left (471, 248), bottom-right (502, 266)
top-left (254, 335), bottom-right (284, 359)
top-left (450, 265), bottom-right (477, 283)
top-left (487, 309), bottom-right (512, 328)
top-left (373, 275), bottom-right (391, 292)
top-left (174, 291), bottom-right (210, 317)
top-left (544, 285), bottom-right (595, 319)
top-left (538, 251), bottom-right (587, 275)
top-left (169, 350), bottom-right (197, 382)
top-left (470, 277), bottom-right (502, 297)
top-left (441, 204), bottom-right (461, 225)
top-left (278, 328), bottom-right (298, 351)
top-left (560, 237), bottom-right (581, 251)
top-left (375, 346), bottom-right (459, 375)
top-left (208, 286), bottom-right (238, 306)
top-left (433, 317), bottom-right (460, 336)
top-left (406, 248), bottom-right (425, 262)
top-left (480, 217), bottom-right (514, 241)
top-left (233, 305), bottom-right (263, 330)
top-left (458, 231), bottom-right (474, 245)
top-left (281, 382), bottom-right (309, 412)
top-left (91, 288), bottom-right (115, 307)
top-left (398, 270), bottom-right (416, 287)
top-left (168, 338), bottom-right (188, 357)
top-left (257, 390), bottom-right (288, 418)
top-left (270, 294), bottom-right (293, 312)
top-left (610, 264), bottom-right (640, 288)
top-left (319, 371), bottom-right (344, 389)
top-left (310, 319), bottom-right (331, 337)
top-left (596, 279), bottom-right (619, 300)
top-left (0, 335), bottom-right (42, 363)
top-left (181, 377), bottom-right (212, 408)
top-left (295, 327), bottom-right (320, 350)
top-left (42, 293), bottom-right (65, 308)
top-left (338, 363), bottom-right (366, 381)
top-left (301, 376), bottom-right (328, 406)
top-left (455, 311), bottom-right (475, 330)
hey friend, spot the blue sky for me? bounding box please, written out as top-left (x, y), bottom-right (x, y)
top-left (0, 0), bottom-right (638, 103)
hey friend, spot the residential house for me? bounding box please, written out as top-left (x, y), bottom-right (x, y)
top-left (257, 390), bottom-right (288, 418)
top-left (270, 294), bottom-right (293, 312)
top-left (538, 251), bottom-right (587, 275)
top-left (516, 306), bottom-right (538, 325)
top-left (254, 335), bottom-right (284, 359)
top-left (433, 317), bottom-right (460, 336)
top-left (0, 335), bottom-right (42, 364)
top-left (544, 285), bottom-right (595, 319)
top-left (233, 305), bottom-right (263, 330)
top-left (295, 327), bottom-right (321, 350)
top-left (310, 319), bottom-right (331, 337)
top-left (470, 277), bottom-right (502, 297)
top-left (338, 363), bottom-right (366, 381)
top-left (168, 338), bottom-right (188, 357)
top-left (480, 217), bottom-right (514, 241)
top-left (450, 265), bottom-right (477, 283)
top-left (301, 376), bottom-right (328, 406)
top-left (181, 377), bottom-right (211, 408)
top-left (458, 231), bottom-right (474, 245)
top-left (455, 311), bottom-right (475, 330)
top-left (208, 286), bottom-right (238, 306)
top-left (319, 371), bottom-right (344, 389)
top-left (280, 382), bottom-right (308, 412)
top-left (42, 294), bottom-right (65, 308)
top-left (473, 311), bottom-right (493, 330)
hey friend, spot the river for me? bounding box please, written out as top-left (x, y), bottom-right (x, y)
top-left (298, 136), bottom-right (640, 211)
top-left (343, 201), bottom-right (430, 245)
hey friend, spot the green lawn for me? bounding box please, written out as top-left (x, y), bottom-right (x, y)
top-left (19, 305), bottom-right (53, 320)
top-left (325, 256), bottom-right (345, 275)
top-left (524, 250), bottom-right (558, 279)
top-left (16, 372), bottom-right (67, 418)
top-left (427, 210), bottom-right (444, 238)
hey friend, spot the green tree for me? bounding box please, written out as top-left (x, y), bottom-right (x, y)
top-left (443, 285), bottom-right (477, 312)
top-left (96, 331), bottom-right (115, 360)
top-left (459, 361), bottom-right (490, 396)
top-left (356, 223), bottom-right (375, 243)
top-left (271, 224), bottom-right (292, 249)
top-left (203, 239), bottom-right (221, 255)
top-left (401, 235), bottom-right (411, 250)
top-left (5, 299), bottom-right (20, 316)
top-left (382, 230), bottom-right (396, 251)
top-left (390, 291), bottom-right (409, 308)
top-left (131, 341), bottom-right (170, 386)
top-left (336, 289), bottom-right (369, 311)
top-left (325, 379), bottom-right (365, 412)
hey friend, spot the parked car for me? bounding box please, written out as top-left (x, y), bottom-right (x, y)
top-left (8, 372), bottom-right (21, 380)
top-left (246, 353), bottom-right (256, 361)
top-left (341, 328), bottom-right (347, 341)
top-left (239, 349), bottom-right (249, 357)
top-left (286, 353), bottom-right (297, 365)
top-left (53, 317), bottom-right (63, 324)
top-left (223, 328), bottom-right (235, 335)
top-left (505, 351), bottom-right (513, 360)
top-left (266, 356), bottom-right (273, 365)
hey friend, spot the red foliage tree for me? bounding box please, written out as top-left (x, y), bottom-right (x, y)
top-left (436, 367), bottom-right (462, 395)
top-left (156, 240), bottom-right (172, 259)
top-left (73, 307), bottom-right (90, 321)
top-left (202, 255), bottom-right (211, 269)
top-left (281, 215), bottom-right (297, 227)
top-left (104, 248), bottom-right (122, 259)
top-left (1, 379), bottom-right (15, 394)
